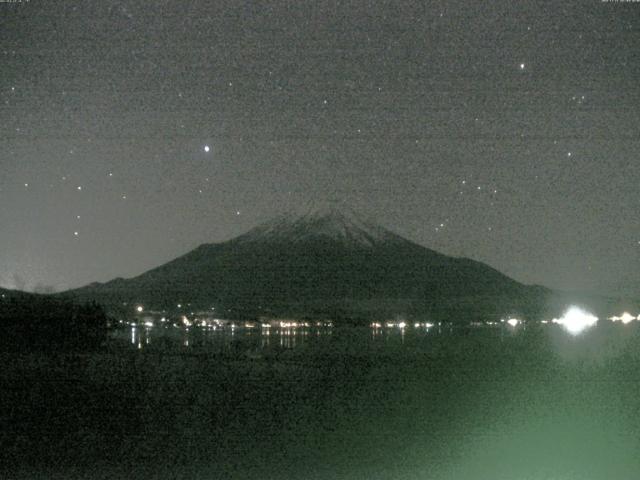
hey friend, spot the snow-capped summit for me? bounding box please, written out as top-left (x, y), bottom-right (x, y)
top-left (236, 205), bottom-right (403, 247)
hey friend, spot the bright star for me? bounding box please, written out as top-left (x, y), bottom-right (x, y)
top-left (204, 145), bottom-right (210, 153)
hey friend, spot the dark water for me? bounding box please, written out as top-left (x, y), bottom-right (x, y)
top-left (3, 322), bottom-right (640, 479)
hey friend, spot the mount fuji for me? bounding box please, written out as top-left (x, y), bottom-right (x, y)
top-left (65, 207), bottom-right (555, 321)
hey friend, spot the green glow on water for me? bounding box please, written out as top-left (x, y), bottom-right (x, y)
top-left (5, 323), bottom-right (640, 479)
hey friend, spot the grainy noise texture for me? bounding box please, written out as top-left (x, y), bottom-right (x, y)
top-left (0, 1), bottom-right (639, 296)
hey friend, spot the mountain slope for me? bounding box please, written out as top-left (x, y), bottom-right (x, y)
top-left (65, 208), bottom-right (555, 321)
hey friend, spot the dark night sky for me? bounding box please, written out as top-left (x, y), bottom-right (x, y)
top-left (1, 1), bottom-right (639, 294)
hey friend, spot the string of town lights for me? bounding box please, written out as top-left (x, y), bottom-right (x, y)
top-left (128, 303), bottom-right (640, 341)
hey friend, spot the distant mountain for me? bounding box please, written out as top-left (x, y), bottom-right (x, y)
top-left (64, 207), bottom-right (579, 322)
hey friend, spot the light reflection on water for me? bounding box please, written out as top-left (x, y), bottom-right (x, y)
top-left (121, 325), bottom-right (339, 350)
top-left (117, 322), bottom-right (440, 353)
top-left (116, 320), bottom-right (640, 359)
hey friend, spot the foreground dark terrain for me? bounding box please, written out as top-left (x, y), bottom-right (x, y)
top-left (3, 323), bottom-right (640, 479)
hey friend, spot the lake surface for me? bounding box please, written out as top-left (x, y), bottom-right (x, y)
top-left (4, 321), bottom-right (640, 479)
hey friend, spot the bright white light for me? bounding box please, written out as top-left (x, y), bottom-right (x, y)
top-left (398, 322), bottom-right (406, 329)
top-left (555, 306), bottom-right (598, 335)
top-left (620, 312), bottom-right (635, 324)
top-left (136, 305), bottom-right (144, 313)
top-left (611, 312), bottom-right (635, 324)
top-left (144, 321), bottom-right (154, 327)
top-left (506, 318), bottom-right (520, 327)
top-left (204, 145), bottom-right (210, 152)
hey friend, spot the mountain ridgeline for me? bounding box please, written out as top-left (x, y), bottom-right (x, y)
top-left (67, 208), bottom-right (557, 322)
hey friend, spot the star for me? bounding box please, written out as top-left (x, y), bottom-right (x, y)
top-left (204, 145), bottom-right (210, 153)
top-left (519, 63), bottom-right (526, 70)
top-left (73, 231), bottom-right (79, 237)
top-left (77, 186), bottom-right (82, 191)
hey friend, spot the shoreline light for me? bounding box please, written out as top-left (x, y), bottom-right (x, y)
top-left (610, 312), bottom-right (636, 324)
top-left (553, 306), bottom-right (598, 335)
top-left (505, 318), bottom-right (520, 327)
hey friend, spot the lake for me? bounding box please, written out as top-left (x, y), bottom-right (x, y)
top-left (3, 321), bottom-right (640, 479)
